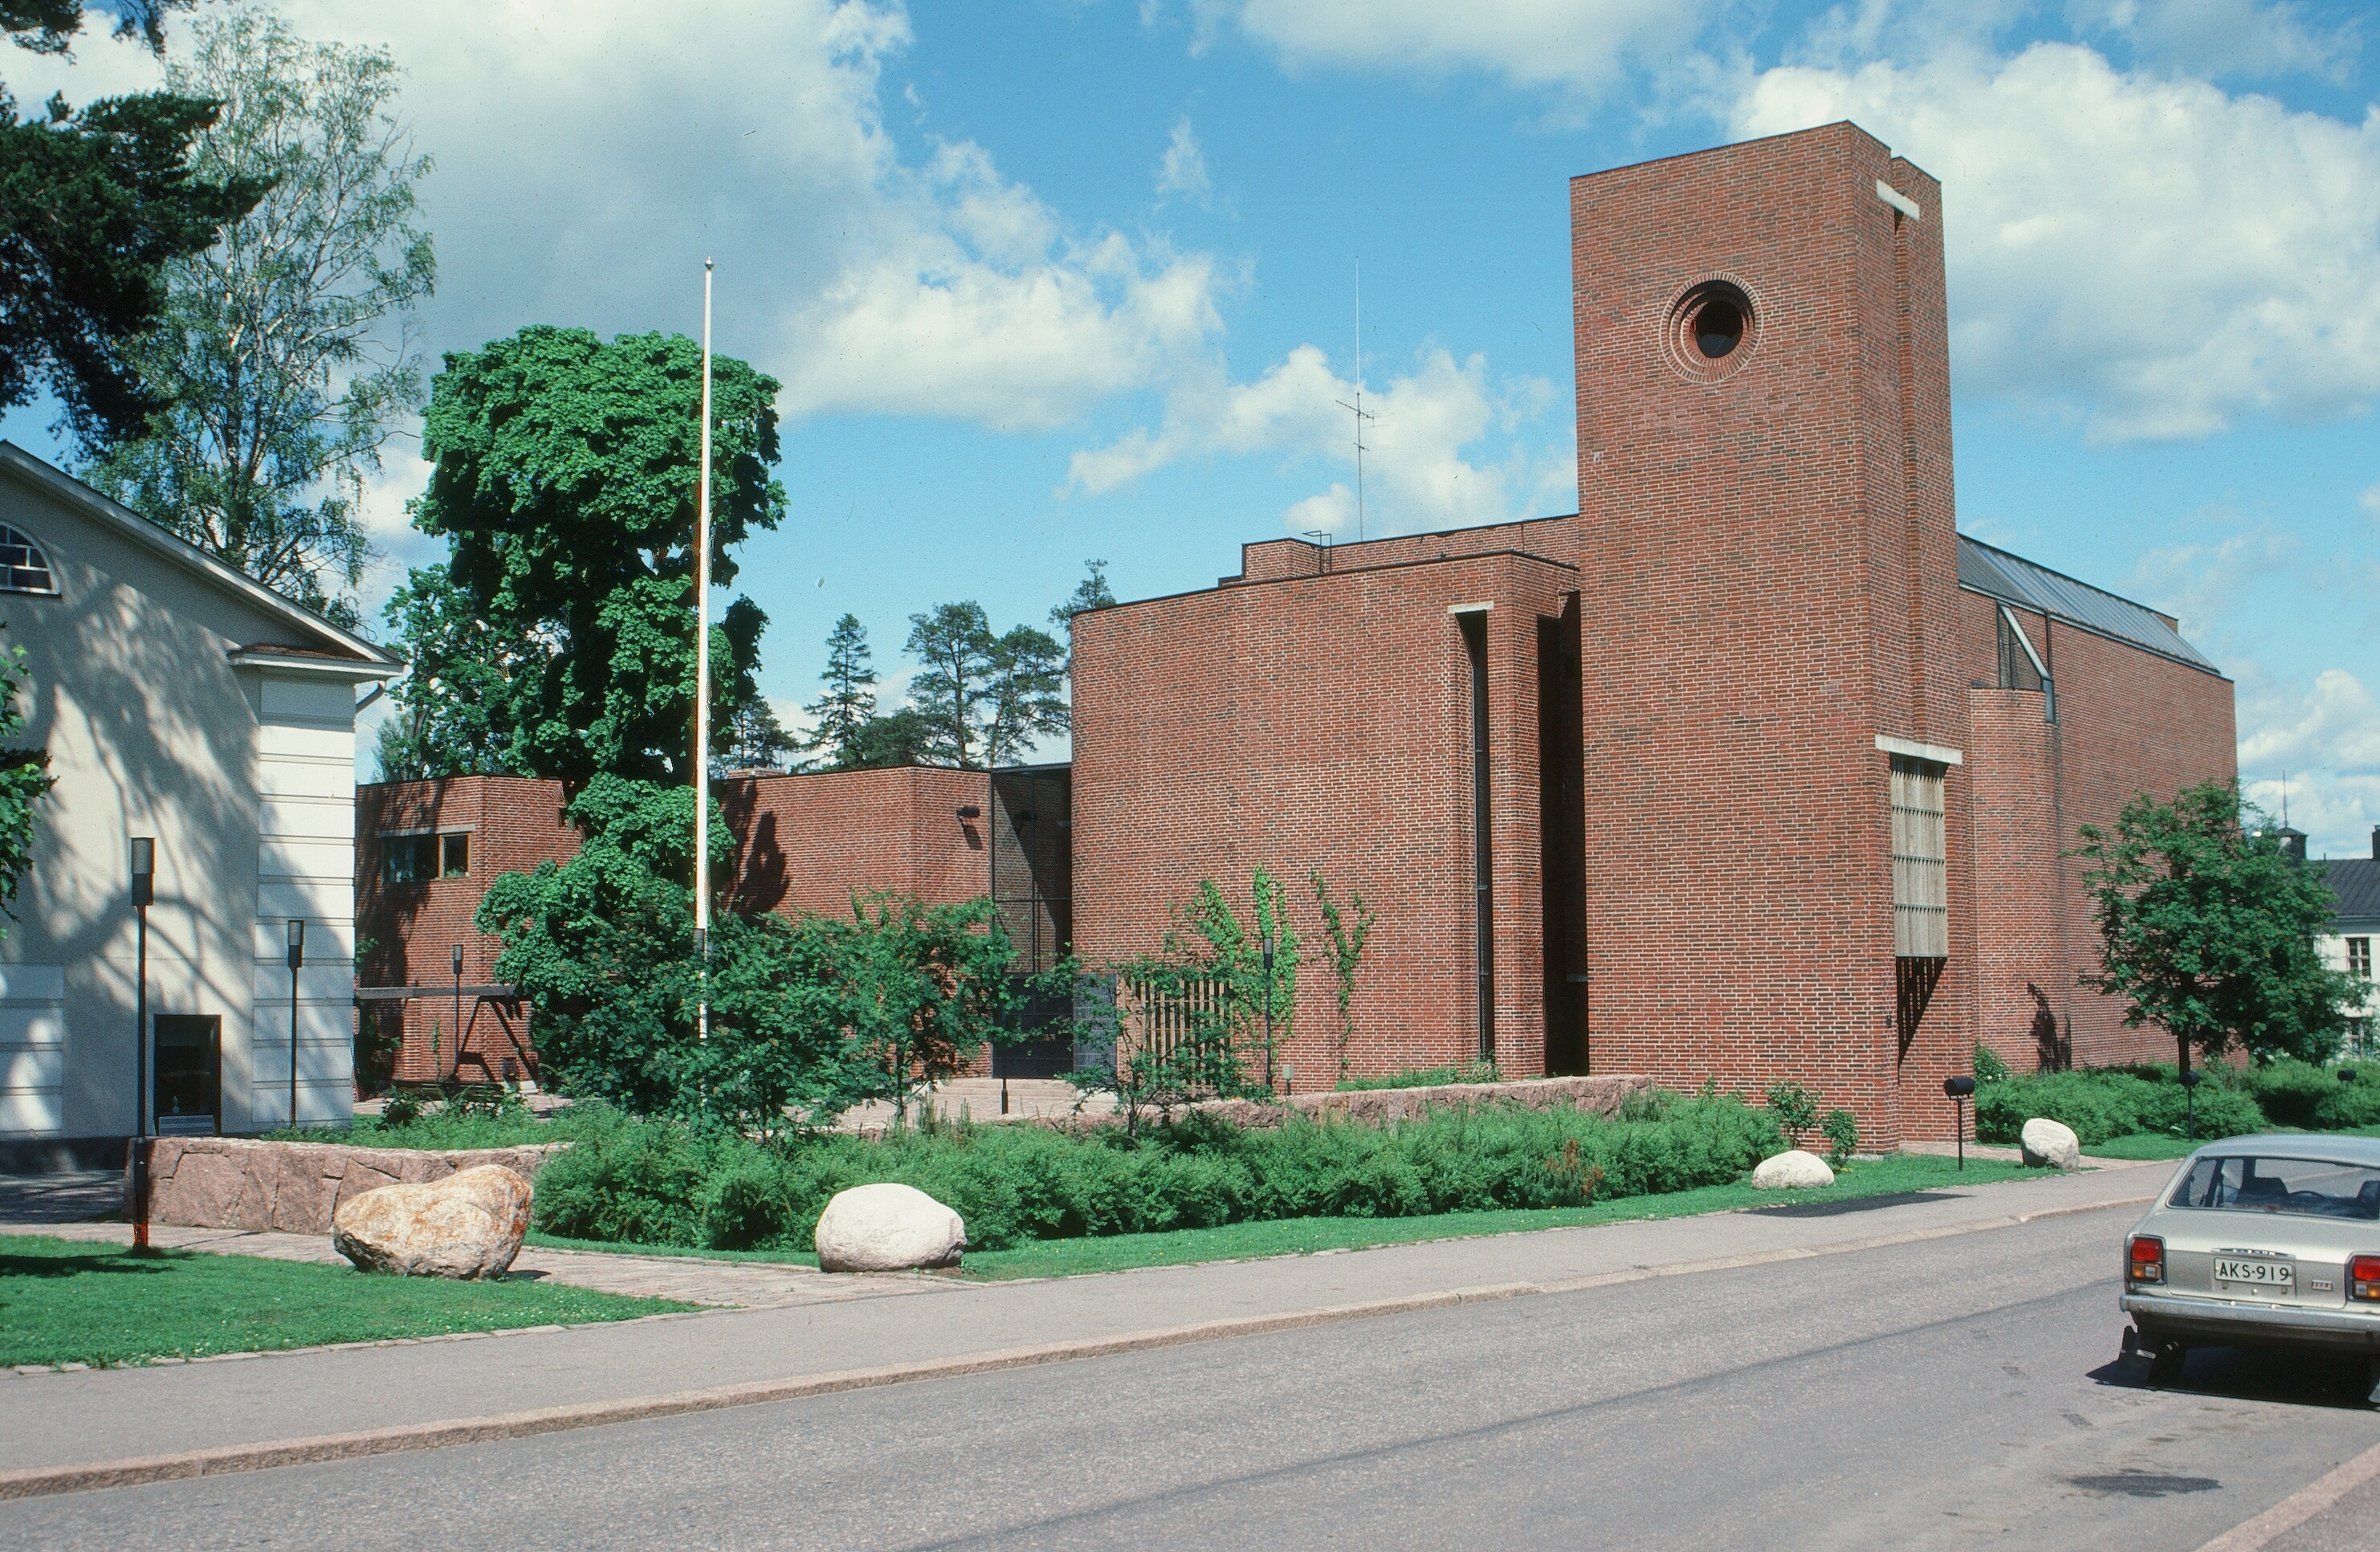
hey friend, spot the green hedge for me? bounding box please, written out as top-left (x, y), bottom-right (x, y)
top-left (530, 1092), bottom-right (1791, 1253)
top-left (2235, 1061), bottom-right (2380, 1130)
top-left (1973, 1066), bottom-right (2266, 1145)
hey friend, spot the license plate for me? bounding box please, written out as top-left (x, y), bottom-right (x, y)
top-left (2215, 1257), bottom-right (2293, 1289)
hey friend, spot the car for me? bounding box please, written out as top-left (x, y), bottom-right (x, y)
top-left (2121, 1133), bottom-right (2380, 1402)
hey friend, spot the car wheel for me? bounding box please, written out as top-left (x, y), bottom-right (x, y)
top-left (2147, 1344), bottom-right (2187, 1387)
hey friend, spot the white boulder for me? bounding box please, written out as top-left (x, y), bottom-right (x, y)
top-left (332, 1164), bottom-right (532, 1280)
top-left (1752, 1150), bottom-right (1836, 1189)
top-left (814, 1183), bottom-right (966, 1273)
top-left (2020, 1117), bottom-right (2082, 1171)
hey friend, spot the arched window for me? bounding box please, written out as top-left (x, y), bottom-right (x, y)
top-left (0, 527), bottom-right (56, 595)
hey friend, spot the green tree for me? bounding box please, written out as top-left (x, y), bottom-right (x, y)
top-left (905, 601), bottom-right (993, 768)
top-left (719, 695), bottom-right (793, 772)
top-left (2, 2), bottom-right (261, 446)
top-left (797, 612), bottom-right (875, 769)
top-left (385, 325), bottom-right (785, 781)
top-left (80, 6), bottom-right (434, 633)
top-left (0, 631), bottom-right (53, 934)
top-left (2076, 779), bottom-right (2358, 1073)
top-left (1049, 557), bottom-right (1115, 629)
top-left (984, 623), bottom-right (1067, 768)
top-left (830, 890), bottom-right (1017, 1126)
top-left (847, 707), bottom-right (931, 769)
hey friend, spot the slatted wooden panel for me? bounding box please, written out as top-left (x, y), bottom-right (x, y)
top-left (1128, 975), bottom-right (1234, 1075)
top-left (1890, 758), bottom-right (1949, 959)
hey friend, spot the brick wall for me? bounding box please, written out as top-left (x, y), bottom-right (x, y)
top-left (1073, 549), bottom-right (1575, 1089)
top-left (357, 767), bottom-right (997, 1088)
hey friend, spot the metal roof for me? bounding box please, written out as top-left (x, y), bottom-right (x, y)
top-left (1957, 536), bottom-right (2219, 674)
top-left (2321, 857), bottom-right (2380, 926)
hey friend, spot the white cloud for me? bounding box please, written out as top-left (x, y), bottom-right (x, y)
top-left (1067, 343), bottom-right (1567, 535)
top-left (2129, 523), bottom-right (2300, 640)
top-left (2068, 0), bottom-right (2362, 83)
top-left (15, 2), bottom-right (1226, 434)
top-left (1203, 0), bottom-right (1709, 101)
top-left (1734, 42), bottom-right (2380, 442)
top-left (2362, 481), bottom-right (2380, 523)
top-left (1156, 116), bottom-right (1212, 206)
top-left (2237, 663), bottom-right (2380, 856)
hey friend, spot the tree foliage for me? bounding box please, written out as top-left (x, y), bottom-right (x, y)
top-left (80, 6), bottom-right (434, 633)
top-left (2076, 779), bottom-right (2357, 1070)
top-left (905, 601), bottom-right (1068, 768)
top-left (1049, 557), bottom-right (1115, 629)
top-left (2, 0), bottom-right (258, 447)
top-left (1310, 870), bottom-right (1377, 1086)
top-left (797, 612), bottom-right (875, 770)
top-left (385, 326), bottom-right (785, 780)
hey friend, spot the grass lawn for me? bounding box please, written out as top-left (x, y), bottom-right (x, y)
top-left (2086, 1125), bottom-right (2380, 1163)
top-left (538, 1152), bottom-right (2046, 1282)
top-left (0, 1236), bottom-right (698, 1370)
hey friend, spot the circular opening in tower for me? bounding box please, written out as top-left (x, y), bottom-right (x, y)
top-left (1693, 295), bottom-right (1744, 359)
top-left (1666, 280), bottom-right (1757, 380)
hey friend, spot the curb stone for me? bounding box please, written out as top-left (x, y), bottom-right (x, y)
top-left (0, 1191), bottom-right (2155, 1501)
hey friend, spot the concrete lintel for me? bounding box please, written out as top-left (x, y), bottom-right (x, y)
top-left (1875, 180), bottom-right (1922, 221)
top-left (1876, 734), bottom-right (1962, 767)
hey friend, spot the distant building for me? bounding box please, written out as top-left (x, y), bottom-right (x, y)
top-left (0, 444), bottom-right (397, 1158)
top-left (2321, 829), bottom-right (2380, 1056)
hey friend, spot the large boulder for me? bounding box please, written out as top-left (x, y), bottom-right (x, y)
top-left (2020, 1117), bottom-right (2083, 1171)
top-left (814, 1183), bottom-right (966, 1273)
top-left (1752, 1150), bottom-right (1836, 1189)
top-left (332, 1165), bottom-right (533, 1280)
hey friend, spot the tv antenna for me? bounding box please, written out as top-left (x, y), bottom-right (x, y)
top-left (1333, 258), bottom-right (1375, 543)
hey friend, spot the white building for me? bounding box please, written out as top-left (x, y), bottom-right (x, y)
top-left (0, 443), bottom-right (397, 1156)
top-left (2320, 833), bottom-right (2379, 1057)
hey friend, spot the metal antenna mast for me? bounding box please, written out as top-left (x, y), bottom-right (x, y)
top-left (1333, 258), bottom-right (1375, 543)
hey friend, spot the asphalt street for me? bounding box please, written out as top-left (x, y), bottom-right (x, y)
top-left (6, 1200), bottom-right (2378, 1550)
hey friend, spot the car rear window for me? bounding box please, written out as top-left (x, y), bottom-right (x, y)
top-left (2168, 1156), bottom-right (2380, 1219)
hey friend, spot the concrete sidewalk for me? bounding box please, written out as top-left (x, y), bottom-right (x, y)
top-left (2, 1160), bottom-right (2168, 1480)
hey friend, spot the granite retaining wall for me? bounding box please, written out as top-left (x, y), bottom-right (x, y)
top-left (137, 1137), bottom-right (568, 1236)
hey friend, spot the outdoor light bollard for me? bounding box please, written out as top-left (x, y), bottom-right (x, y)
top-left (129, 837), bottom-right (154, 1251)
top-left (1943, 1074), bottom-right (1976, 1171)
top-left (451, 942), bottom-right (465, 1085)
top-left (286, 918), bottom-right (306, 1128)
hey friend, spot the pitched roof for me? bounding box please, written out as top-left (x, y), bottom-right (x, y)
top-left (1957, 535), bottom-right (2219, 675)
top-left (0, 442), bottom-right (398, 669)
top-left (2321, 858), bottom-right (2380, 926)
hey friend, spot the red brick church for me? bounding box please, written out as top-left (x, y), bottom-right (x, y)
top-left (358, 122), bottom-right (2235, 1146)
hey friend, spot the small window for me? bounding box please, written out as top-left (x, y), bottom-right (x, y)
top-left (441, 832), bottom-right (469, 878)
top-left (2348, 938), bottom-right (2373, 980)
top-left (1889, 756), bottom-right (1948, 958)
top-left (382, 833), bottom-right (436, 884)
top-left (2169, 1155), bottom-right (2380, 1220)
top-left (0, 525), bottom-right (57, 594)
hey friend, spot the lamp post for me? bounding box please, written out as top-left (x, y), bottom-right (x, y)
top-left (286, 919), bottom-right (304, 1128)
top-left (1943, 1074), bottom-right (1976, 1171)
top-left (451, 943), bottom-right (464, 1082)
top-left (129, 837), bottom-right (153, 1251)
top-left (1261, 930), bottom-right (1277, 1093)
top-left (2182, 1066), bottom-right (2202, 1142)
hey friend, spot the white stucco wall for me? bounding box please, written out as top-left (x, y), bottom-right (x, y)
top-left (0, 452), bottom-right (389, 1139)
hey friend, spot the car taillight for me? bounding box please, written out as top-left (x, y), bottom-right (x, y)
top-left (2351, 1255), bottom-right (2380, 1302)
top-left (2129, 1235), bottom-right (2165, 1284)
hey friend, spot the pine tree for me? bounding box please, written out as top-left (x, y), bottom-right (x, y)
top-left (905, 601), bottom-right (995, 768)
top-left (984, 625), bottom-right (1068, 768)
top-left (797, 613), bottom-right (877, 769)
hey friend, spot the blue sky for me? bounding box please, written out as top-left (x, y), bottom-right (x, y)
top-left (6, 0), bottom-right (2377, 853)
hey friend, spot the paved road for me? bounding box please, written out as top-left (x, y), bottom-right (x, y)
top-left (6, 1201), bottom-right (2377, 1550)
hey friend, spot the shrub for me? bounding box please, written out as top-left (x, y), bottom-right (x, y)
top-left (1336, 1062), bottom-right (1501, 1092)
top-left (1973, 1067), bottom-right (2265, 1146)
top-left (2238, 1060), bottom-right (2380, 1131)
top-left (1763, 1082), bottom-right (1819, 1147)
top-left (1822, 1109), bottom-right (1858, 1165)
top-left (1974, 1045), bottom-right (2015, 1084)
top-left (526, 1092), bottom-right (1791, 1254)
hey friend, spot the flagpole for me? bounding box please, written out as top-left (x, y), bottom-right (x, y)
top-left (695, 258), bottom-right (714, 1045)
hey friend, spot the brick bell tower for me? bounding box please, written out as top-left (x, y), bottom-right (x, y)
top-left (1568, 122), bottom-right (1969, 1147)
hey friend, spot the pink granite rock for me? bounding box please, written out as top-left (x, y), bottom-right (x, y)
top-left (332, 1166), bottom-right (534, 1279)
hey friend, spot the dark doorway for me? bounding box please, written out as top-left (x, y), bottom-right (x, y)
top-left (152, 1015), bottom-right (220, 1136)
top-left (1540, 599), bottom-right (1588, 1073)
top-left (992, 764), bottom-right (1074, 1074)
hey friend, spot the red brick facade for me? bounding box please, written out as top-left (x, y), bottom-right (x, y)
top-left (358, 124), bottom-right (2238, 1143)
top-left (1070, 122), bottom-right (2235, 1144)
top-left (356, 768), bottom-right (1000, 1088)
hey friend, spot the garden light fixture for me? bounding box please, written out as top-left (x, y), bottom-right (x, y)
top-left (129, 838), bottom-right (154, 1249)
top-left (1943, 1073), bottom-right (1975, 1170)
top-left (287, 919), bottom-right (304, 1128)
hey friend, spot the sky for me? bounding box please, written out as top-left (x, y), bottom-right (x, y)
top-left (4, 0), bottom-right (2377, 855)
